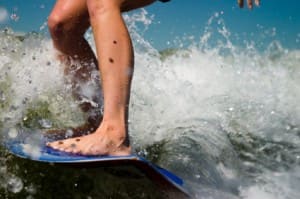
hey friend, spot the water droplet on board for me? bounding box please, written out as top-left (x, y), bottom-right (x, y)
top-left (0, 91), bottom-right (6, 101)
top-left (21, 144), bottom-right (41, 159)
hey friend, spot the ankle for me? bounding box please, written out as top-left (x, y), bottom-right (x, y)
top-left (98, 119), bottom-right (130, 147)
top-left (102, 110), bottom-right (127, 127)
top-left (98, 119), bottom-right (126, 135)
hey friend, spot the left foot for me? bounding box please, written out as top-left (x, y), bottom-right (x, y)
top-left (46, 121), bottom-right (131, 156)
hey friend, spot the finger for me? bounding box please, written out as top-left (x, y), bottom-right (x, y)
top-left (248, 0), bottom-right (253, 9)
top-left (255, 0), bottom-right (260, 6)
top-left (238, 0), bottom-right (244, 8)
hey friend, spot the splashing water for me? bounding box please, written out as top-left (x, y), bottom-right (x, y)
top-left (0, 9), bottom-right (299, 199)
top-left (0, 7), bottom-right (9, 24)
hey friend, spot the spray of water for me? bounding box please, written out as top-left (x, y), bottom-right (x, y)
top-left (0, 9), bottom-right (299, 199)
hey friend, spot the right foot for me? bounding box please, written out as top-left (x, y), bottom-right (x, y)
top-left (45, 123), bottom-right (97, 140)
top-left (46, 121), bottom-right (131, 156)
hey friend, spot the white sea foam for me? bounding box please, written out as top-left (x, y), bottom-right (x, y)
top-left (0, 10), bottom-right (299, 199)
top-left (127, 11), bottom-right (300, 198)
top-left (7, 175), bottom-right (24, 193)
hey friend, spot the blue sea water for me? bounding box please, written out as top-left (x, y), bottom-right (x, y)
top-left (1, 0), bottom-right (300, 50)
top-left (0, 0), bottom-right (300, 199)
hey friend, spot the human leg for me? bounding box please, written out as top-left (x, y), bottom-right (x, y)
top-left (47, 0), bottom-right (156, 155)
top-left (48, 0), bottom-right (102, 134)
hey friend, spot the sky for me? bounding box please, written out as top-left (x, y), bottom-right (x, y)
top-left (0, 0), bottom-right (299, 50)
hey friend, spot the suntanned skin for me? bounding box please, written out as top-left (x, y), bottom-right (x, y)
top-left (47, 0), bottom-right (155, 156)
top-left (46, 0), bottom-right (261, 156)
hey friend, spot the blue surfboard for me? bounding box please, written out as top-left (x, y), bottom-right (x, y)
top-left (5, 136), bottom-right (190, 198)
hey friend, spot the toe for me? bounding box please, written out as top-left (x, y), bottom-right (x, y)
top-left (47, 142), bottom-right (59, 149)
top-left (64, 148), bottom-right (73, 153)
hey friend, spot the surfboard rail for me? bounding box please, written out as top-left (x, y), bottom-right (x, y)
top-left (5, 139), bottom-right (191, 198)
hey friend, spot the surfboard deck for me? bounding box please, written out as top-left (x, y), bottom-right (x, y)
top-left (5, 138), bottom-right (190, 198)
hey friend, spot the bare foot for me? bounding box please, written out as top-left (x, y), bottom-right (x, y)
top-left (44, 123), bottom-right (98, 140)
top-left (46, 122), bottom-right (131, 156)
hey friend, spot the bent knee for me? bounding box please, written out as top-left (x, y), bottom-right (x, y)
top-left (48, 14), bottom-right (86, 40)
top-left (48, 13), bottom-right (67, 39)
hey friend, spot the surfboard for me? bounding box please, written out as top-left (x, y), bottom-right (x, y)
top-left (5, 138), bottom-right (190, 198)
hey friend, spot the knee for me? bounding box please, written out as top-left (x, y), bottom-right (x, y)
top-left (87, 0), bottom-right (120, 19)
top-left (48, 13), bottom-right (66, 40)
top-left (48, 13), bottom-right (83, 41)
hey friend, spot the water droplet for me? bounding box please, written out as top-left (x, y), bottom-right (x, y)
top-left (0, 7), bottom-right (8, 23)
top-left (65, 129), bottom-right (74, 138)
top-left (228, 107), bottom-right (234, 111)
top-left (10, 13), bottom-right (19, 22)
top-left (0, 91), bottom-right (6, 101)
top-left (21, 144), bottom-right (41, 159)
top-left (0, 165), bottom-right (7, 173)
top-left (25, 183), bottom-right (37, 194)
top-left (8, 128), bottom-right (18, 138)
top-left (7, 176), bottom-right (23, 193)
top-left (38, 119), bottom-right (53, 128)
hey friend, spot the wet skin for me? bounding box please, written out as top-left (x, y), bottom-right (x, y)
top-left (47, 0), bottom-right (261, 156)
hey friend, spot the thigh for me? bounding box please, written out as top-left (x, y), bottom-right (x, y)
top-left (49, 0), bottom-right (90, 34)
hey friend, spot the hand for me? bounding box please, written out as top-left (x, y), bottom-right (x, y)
top-left (238, 0), bottom-right (260, 9)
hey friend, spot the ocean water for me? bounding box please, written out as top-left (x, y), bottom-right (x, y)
top-left (0, 7), bottom-right (300, 199)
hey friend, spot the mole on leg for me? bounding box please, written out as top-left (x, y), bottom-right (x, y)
top-left (109, 41), bottom-right (117, 63)
top-left (109, 58), bottom-right (114, 63)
